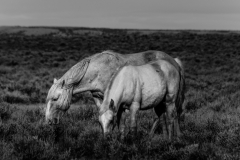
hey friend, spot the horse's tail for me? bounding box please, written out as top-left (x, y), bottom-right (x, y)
top-left (174, 58), bottom-right (185, 118)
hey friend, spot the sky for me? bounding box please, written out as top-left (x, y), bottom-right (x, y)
top-left (0, 0), bottom-right (240, 30)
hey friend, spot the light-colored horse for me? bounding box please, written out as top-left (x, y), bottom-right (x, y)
top-left (99, 58), bottom-right (184, 140)
top-left (45, 50), bottom-right (183, 126)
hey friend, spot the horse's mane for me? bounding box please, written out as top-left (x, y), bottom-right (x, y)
top-left (61, 58), bottom-right (90, 89)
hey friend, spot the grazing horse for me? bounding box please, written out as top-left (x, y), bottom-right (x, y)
top-left (98, 58), bottom-right (185, 140)
top-left (45, 50), bottom-right (183, 126)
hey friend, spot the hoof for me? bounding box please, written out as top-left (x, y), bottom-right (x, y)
top-left (104, 133), bottom-right (112, 140)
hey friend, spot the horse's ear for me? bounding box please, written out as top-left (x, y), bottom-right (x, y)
top-left (53, 78), bottom-right (57, 83)
top-left (109, 99), bottom-right (115, 112)
top-left (61, 80), bottom-right (65, 88)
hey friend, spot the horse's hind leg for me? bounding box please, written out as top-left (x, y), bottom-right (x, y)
top-left (174, 116), bottom-right (181, 138)
top-left (166, 101), bottom-right (178, 141)
top-left (150, 103), bottom-right (167, 139)
top-left (175, 104), bottom-right (183, 138)
top-left (162, 113), bottom-right (168, 139)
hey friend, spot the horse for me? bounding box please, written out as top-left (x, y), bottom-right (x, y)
top-left (98, 58), bottom-right (185, 140)
top-left (45, 50), bottom-right (183, 126)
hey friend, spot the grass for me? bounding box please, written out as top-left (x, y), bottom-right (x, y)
top-left (1, 101), bottom-right (240, 159)
top-left (1, 26), bottom-right (240, 159)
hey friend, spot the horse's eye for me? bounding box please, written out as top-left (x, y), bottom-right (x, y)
top-left (52, 97), bottom-right (58, 101)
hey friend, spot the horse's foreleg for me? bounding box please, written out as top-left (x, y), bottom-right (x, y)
top-left (129, 102), bottom-right (140, 135)
top-left (151, 115), bottom-right (168, 139)
top-left (118, 110), bottom-right (128, 140)
top-left (92, 97), bottom-right (102, 109)
top-left (149, 118), bottom-right (160, 137)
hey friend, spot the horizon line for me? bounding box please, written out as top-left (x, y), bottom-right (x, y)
top-left (0, 25), bottom-right (239, 32)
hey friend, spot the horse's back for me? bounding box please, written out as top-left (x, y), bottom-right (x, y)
top-left (122, 50), bottom-right (174, 65)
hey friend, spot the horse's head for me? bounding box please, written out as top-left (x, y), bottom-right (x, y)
top-left (45, 78), bottom-right (73, 125)
top-left (99, 99), bottom-right (116, 136)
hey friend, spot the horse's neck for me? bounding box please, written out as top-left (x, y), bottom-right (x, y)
top-left (106, 71), bottom-right (126, 108)
top-left (72, 86), bottom-right (91, 94)
top-left (72, 82), bottom-right (102, 95)
top-left (105, 89), bottom-right (121, 108)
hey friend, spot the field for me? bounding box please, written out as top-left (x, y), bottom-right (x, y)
top-left (1, 26), bottom-right (240, 159)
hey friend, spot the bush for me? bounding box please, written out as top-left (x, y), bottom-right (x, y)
top-left (0, 141), bottom-right (16, 160)
top-left (3, 91), bottom-right (30, 104)
top-left (0, 102), bottom-right (16, 121)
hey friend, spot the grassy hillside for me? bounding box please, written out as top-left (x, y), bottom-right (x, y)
top-left (0, 26), bottom-right (240, 159)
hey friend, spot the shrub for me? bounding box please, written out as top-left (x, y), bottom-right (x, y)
top-left (3, 91), bottom-right (30, 104)
top-left (0, 102), bottom-right (16, 121)
top-left (0, 141), bottom-right (16, 160)
top-left (0, 66), bottom-right (12, 74)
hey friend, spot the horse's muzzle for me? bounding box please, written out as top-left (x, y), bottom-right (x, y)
top-left (47, 118), bottom-right (59, 125)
